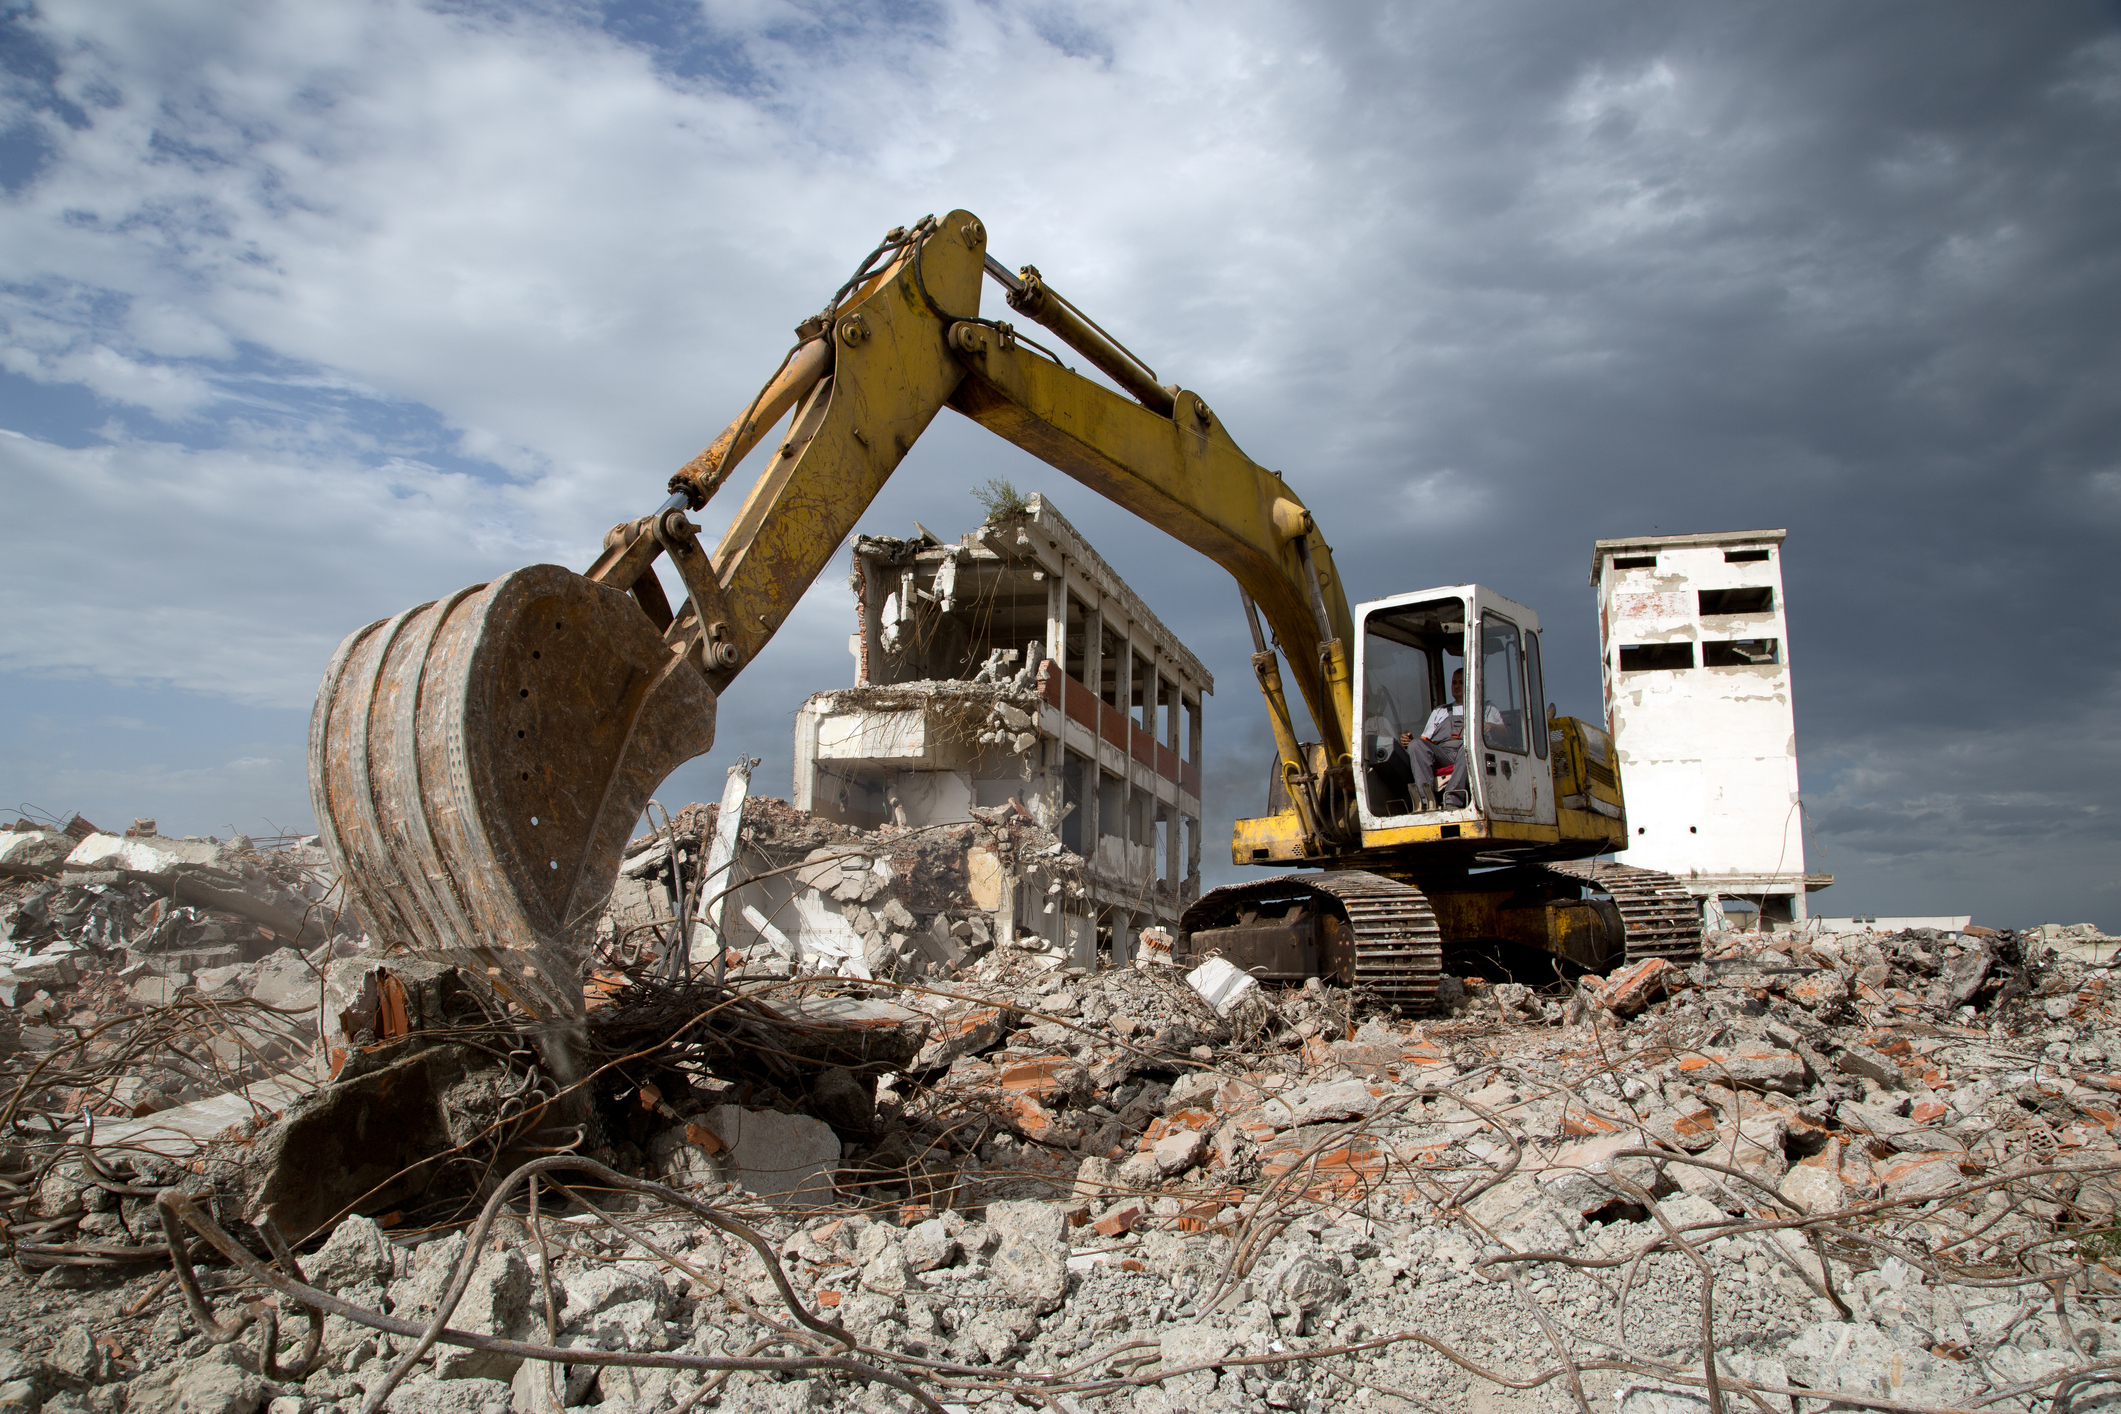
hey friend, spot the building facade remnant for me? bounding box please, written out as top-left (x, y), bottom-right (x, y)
top-left (794, 494), bottom-right (1210, 965)
top-left (1591, 528), bottom-right (1831, 929)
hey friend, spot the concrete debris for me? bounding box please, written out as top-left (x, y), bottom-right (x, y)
top-left (9, 804), bottom-right (2121, 1414)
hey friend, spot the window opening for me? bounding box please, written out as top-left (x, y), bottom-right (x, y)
top-left (1526, 630), bottom-right (1548, 760)
top-left (1099, 626), bottom-right (1123, 709)
top-left (1618, 643), bottom-right (1694, 672)
top-left (1063, 594), bottom-right (1089, 686)
top-left (1724, 548), bottom-right (1771, 563)
top-left (1703, 639), bottom-right (1780, 667)
top-left (1479, 614), bottom-right (1528, 755)
top-left (1060, 749), bottom-right (1086, 855)
top-left (1099, 772), bottom-right (1125, 839)
top-left (1612, 555), bottom-right (1657, 570)
top-left (1698, 586), bottom-right (1774, 615)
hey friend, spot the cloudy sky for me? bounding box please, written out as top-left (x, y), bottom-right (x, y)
top-left (2, 1), bottom-right (2115, 929)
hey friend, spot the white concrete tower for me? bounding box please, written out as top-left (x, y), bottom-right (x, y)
top-left (1591, 529), bottom-right (1831, 928)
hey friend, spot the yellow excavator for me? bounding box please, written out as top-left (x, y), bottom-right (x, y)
top-left (309, 210), bottom-right (1700, 1023)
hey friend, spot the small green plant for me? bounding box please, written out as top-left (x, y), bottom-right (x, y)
top-left (972, 477), bottom-right (1031, 521)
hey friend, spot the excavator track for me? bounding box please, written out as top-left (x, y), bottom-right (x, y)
top-left (1180, 870), bottom-right (1444, 1011)
top-left (1542, 861), bottom-right (1703, 964)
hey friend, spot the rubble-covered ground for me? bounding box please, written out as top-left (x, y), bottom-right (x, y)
top-left (3, 810), bottom-right (2121, 1414)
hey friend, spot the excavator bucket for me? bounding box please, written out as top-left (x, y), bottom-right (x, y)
top-left (309, 564), bottom-right (717, 1023)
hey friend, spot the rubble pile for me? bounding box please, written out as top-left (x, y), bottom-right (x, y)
top-left (0, 817), bottom-right (344, 1116)
top-left (607, 797), bottom-right (1087, 984)
top-left (4, 800), bottom-right (2121, 1414)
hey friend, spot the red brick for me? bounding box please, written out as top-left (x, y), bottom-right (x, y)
top-left (1094, 1203), bottom-right (1145, 1237)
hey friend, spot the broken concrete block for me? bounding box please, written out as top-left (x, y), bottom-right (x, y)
top-left (986, 1200), bottom-right (1069, 1314)
top-left (901, 1217), bottom-right (958, 1273)
top-left (1269, 1252), bottom-right (1348, 1315)
top-left (1160, 1322), bottom-right (1237, 1372)
top-left (910, 1003), bottom-right (1005, 1072)
top-left (1787, 970), bottom-right (1850, 1014)
top-left (1185, 956), bottom-right (1259, 1016)
top-left (699, 1105), bottom-right (840, 1207)
top-left (1705, 1114), bottom-right (1791, 1188)
top-left (1072, 1155), bottom-right (1121, 1201)
top-left (1641, 1098), bottom-right (1719, 1152)
top-left (193, 959), bottom-right (261, 999)
top-left (1675, 1045), bottom-right (1808, 1095)
top-left (0, 830), bottom-right (71, 878)
top-left (430, 1245), bottom-right (531, 1381)
top-left (858, 1227), bottom-right (916, 1294)
top-left (1165, 1070), bottom-right (1222, 1113)
top-left (1117, 1151), bottom-right (1162, 1187)
top-left (1260, 1078), bottom-right (1379, 1130)
top-left (249, 947), bottom-right (320, 1013)
top-left (1780, 1163), bottom-right (1851, 1214)
top-left (561, 1264), bottom-right (664, 1327)
top-left (1834, 1043), bottom-right (1905, 1089)
top-left (1153, 1128), bottom-right (1206, 1177)
top-left (920, 913), bottom-right (966, 970)
top-left (47, 1325), bottom-right (109, 1384)
top-left (1539, 1133), bottom-right (1660, 1215)
top-left (1596, 957), bottom-right (1680, 1016)
top-left (126, 974), bottom-right (186, 1008)
top-left (10, 952), bottom-right (77, 988)
top-left (309, 1214), bottom-right (399, 1292)
top-left (1876, 1151), bottom-right (1963, 1200)
top-left (65, 832), bottom-right (327, 942)
top-left (880, 897), bottom-right (916, 930)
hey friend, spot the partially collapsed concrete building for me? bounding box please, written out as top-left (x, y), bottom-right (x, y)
top-left (1592, 528), bottom-right (1831, 929)
top-left (793, 494), bottom-right (1210, 964)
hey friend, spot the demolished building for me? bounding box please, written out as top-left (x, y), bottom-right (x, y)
top-left (1594, 529), bottom-right (1834, 930)
top-left (792, 494), bottom-right (1210, 969)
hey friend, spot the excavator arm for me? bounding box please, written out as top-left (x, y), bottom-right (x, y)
top-left (310, 210), bottom-right (1360, 1023)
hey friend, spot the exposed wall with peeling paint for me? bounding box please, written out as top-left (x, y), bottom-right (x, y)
top-left (1593, 529), bottom-right (1830, 924)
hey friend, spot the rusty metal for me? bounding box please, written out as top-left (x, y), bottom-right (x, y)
top-left (1004, 265), bottom-right (1176, 417)
top-left (667, 333), bottom-right (834, 507)
top-left (310, 565), bottom-right (718, 1021)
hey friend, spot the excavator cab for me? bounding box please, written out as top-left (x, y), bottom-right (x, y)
top-left (1353, 586), bottom-right (1556, 831)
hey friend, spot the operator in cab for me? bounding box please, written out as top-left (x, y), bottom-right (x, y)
top-left (1397, 667), bottom-right (1501, 811)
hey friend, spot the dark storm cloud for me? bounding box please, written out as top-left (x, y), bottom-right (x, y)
top-left (1075, 3), bottom-right (2121, 922)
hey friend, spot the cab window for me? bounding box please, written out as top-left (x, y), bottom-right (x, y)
top-left (1480, 615), bottom-right (1528, 754)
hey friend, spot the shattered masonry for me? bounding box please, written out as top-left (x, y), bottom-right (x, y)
top-left (798, 493), bottom-right (1210, 967)
top-left (12, 803), bottom-right (2121, 1414)
top-left (1594, 528), bottom-right (1834, 929)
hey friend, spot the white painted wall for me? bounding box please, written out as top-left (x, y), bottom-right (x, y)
top-left (1596, 533), bottom-right (1808, 899)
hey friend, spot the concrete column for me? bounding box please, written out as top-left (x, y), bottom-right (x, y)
top-left (1081, 597), bottom-right (1102, 856)
top-left (1185, 812), bottom-right (1201, 903)
top-left (1047, 563), bottom-right (1066, 668)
